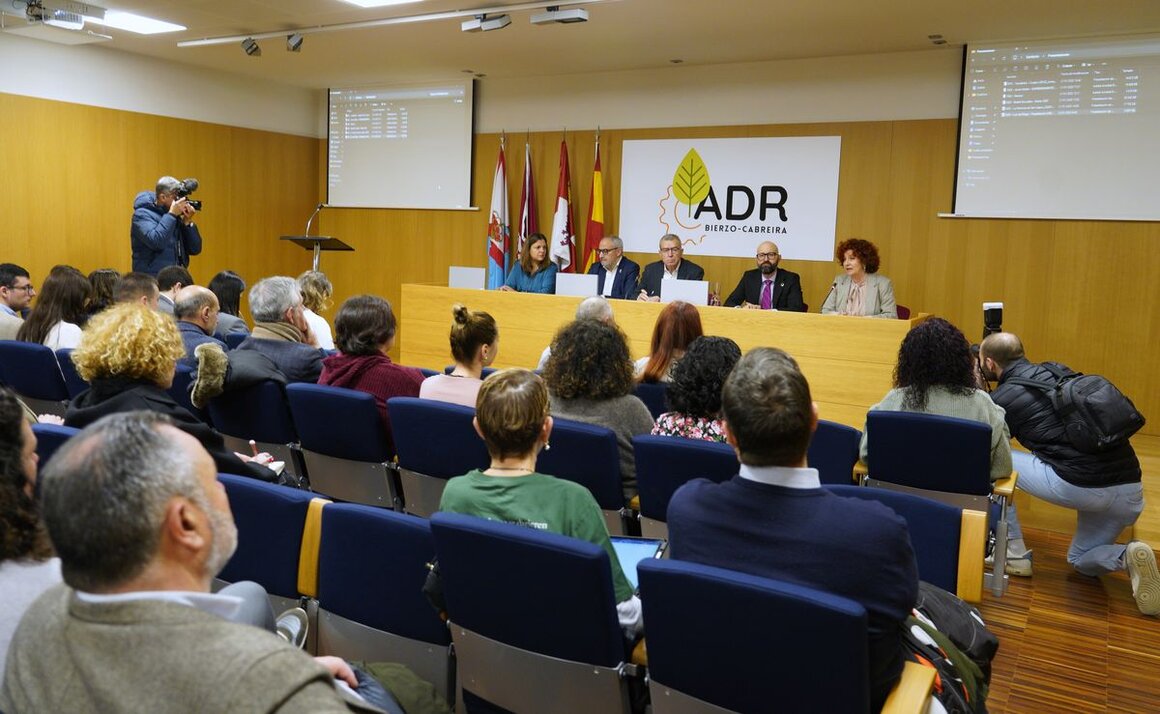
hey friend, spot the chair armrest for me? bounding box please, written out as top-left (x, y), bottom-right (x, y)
top-left (296, 496), bottom-right (332, 598)
top-left (956, 509), bottom-right (987, 604)
top-left (631, 638), bottom-right (648, 666)
top-left (992, 471), bottom-right (1018, 498)
top-left (629, 495), bottom-right (640, 511)
top-left (881, 661), bottom-right (936, 714)
top-left (853, 460), bottom-right (868, 484)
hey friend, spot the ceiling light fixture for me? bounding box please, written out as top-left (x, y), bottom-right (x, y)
top-left (286, 33), bottom-right (303, 51)
top-left (241, 37), bottom-right (261, 56)
top-left (178, 0), bottom-right (608, 48)
top-left (84, 10), bottom-right (185, 34)
top-left (461, 14), bottom-right (511, 32)
top-left (339, 0), bottom-right (425, 7)
top-left (530, 6), bottom-right (588, 24)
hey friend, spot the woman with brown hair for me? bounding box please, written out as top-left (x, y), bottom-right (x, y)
top-left (544, 319), bottom-right (654, 499)
top-left (820, 238), bottom-right (897, 318)
top-left (635, 300), bottom-right (704, 383)
top-left (83, 268), bottom-right (120, 324)
top-left (438, 368), bottom-right (641, 636)
top-left (420, 303), bottom-right (498, 408)
top-left (0, 386), bottom-right (60, 672)
top-left (16, 267), bottom-right (90, 349)
top-left (500, 233), bottom-right (558, 294)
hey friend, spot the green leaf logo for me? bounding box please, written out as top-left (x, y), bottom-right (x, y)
top-left (672, 148), bottom-right (711, 216)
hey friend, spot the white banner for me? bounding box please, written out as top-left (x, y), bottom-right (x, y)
top-left (618, 137), bottom-right (841, 261)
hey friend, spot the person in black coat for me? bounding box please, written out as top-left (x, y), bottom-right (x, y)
top-left (636, 234), bottom-right (704, 301)
top-left (724, 240), bottom-right (805, 311)
top-left (64, 303), bottom-right (280, 483)
top-left (586, 235), bottom-right (640, 300)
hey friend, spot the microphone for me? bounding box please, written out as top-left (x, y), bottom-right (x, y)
top-left (822, 281), bottom-right (837, 310)
top-left (305, 203), bottom-right (326, 236)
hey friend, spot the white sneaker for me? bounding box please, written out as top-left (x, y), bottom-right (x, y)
top-left (275, 607), bottom-right (309, 649)
top-left (1126, 541), bottom-right (1160, 616)
top-left (985, 549), bottom-right (1033, 577)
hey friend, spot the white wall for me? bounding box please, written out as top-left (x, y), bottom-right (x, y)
top-left (474, 49), bottom-right (964, 133)
top-left (0, 33), bottom-right (319, 137)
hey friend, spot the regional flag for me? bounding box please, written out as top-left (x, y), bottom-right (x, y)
top-left (583, 141), bottom-right (604, 272)
top-left (486, 144), bottom-right (510, 290)
top-left (549, 140), bottom-right (576, 272)
top-left (517, 143), bottom-right (538, 257)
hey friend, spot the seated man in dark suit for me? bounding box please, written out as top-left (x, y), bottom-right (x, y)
top-left (586, 235), bottom-right (640, 299)
top-left (666, 347), bottom-right (919, 711)
top-left (636, 234), bottom-right (704, 301)
top-left (233, 276), bottom-right (325, 384)
top-left (174, 285), bottom-right (227, 367)
top-left (724, 240), bottom-right (805, 311)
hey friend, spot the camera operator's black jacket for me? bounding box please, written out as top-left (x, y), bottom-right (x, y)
top-left (990, 358), bottom-right (1140, 488)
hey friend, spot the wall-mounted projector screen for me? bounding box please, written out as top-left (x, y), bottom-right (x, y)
top-left (954, 34), bottom-right (1160, 221)
top-left (327, 81), bottom-right (474, 209)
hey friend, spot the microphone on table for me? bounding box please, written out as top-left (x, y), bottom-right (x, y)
top-left (821, 281), bottom-right (837, 310)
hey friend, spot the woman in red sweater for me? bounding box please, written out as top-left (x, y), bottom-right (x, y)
top-left (319, 295), bottom-right (424, 457)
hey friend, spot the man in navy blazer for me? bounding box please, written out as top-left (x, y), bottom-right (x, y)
top-left (586, 235), bottom-right (640, 300)
top-left (724, 241), bottom-right (805, 311)
top-left (636, 234), bottom-right (705, 301)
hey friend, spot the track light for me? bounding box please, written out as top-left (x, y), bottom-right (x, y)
top-left (460, 14), bottom-right (511, 32)
top-left (286, 33), bottom-right (303, 51)
top-left (530, 7), bottom-right (588, 24)
top-left (241, 37), bottom-right (261, 56)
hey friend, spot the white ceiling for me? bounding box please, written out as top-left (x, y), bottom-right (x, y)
top-left (10, 0), bottom-right (1160, 89)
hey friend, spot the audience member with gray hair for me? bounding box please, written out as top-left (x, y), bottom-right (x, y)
top-left (1, 411), bottom-right (391, 713)
top-left (535, 296), bottom-right (615, 371)
top-left (231, 276), bottom-right (324, 384)
top-left (174, 285), bottom-right (227, 367)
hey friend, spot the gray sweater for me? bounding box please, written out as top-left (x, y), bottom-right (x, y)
top-left (860, 386), bottom-right (1013, 481)
top-left (550, 393), bottom-right (656, 499)
top-left (1, 585), bottom-right (380, 713)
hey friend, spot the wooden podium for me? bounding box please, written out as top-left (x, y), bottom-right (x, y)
top-left (399, 284), bottom-right (928, 430)
top-left (280, 235), bottom-right (353, 271)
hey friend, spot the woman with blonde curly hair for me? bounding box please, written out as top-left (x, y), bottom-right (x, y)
top-left (64, 304), bottom-right (277, 482)
top-left (297, 270), bottom-right (334, 350)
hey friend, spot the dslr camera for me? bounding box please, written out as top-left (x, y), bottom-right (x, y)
top-left (174, 178), bottom-right (203, 211)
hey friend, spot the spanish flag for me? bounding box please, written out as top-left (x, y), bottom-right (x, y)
top-left (583, 141), bottom-right (604, 273)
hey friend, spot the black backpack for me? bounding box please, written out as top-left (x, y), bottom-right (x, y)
top-left (1007, 362), bottom-right (1145, 454)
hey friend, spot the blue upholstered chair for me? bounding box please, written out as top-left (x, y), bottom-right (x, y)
top-left (316, 504), bottom-right (454, 703)
top-left (215, 473), bottom-right (330, 649)
top-left (223, 332), bottom-right (248, 350)
top-left (809, 419), bottom-right (862, 485)
top-left (631, 434), bottom-right (737, 539)
top-left (31, 423), bottom-right (79, 474)
top-left (862, 411), bottom-right (1017, 597)
top-left (637, 558), bottom-right (933, 714)
top-left (206, 379), bottom-right (300, 477)
top-left (536, 417), bottom-right (630, 535)
top-left (442, 365), bottom-right (497, 378)
top-left (287, 383), bottom-right (398, 509)
top-left (54, 348), bottom-right (88, 399)
top-left (633, 381), bottom-right (669, 420)
top-left (430, 512), bottom-right (638, 714)
top-left (0, 341), bottom-right (70, 416)
top-left (827, 484), bottom-right (987, 603)
top-left (388, 396), bottom-right (488, 517)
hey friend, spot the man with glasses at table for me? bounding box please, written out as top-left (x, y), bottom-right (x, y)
top-left (586, 235), bottom-right (640, 300)
top-left (0, 263), bottom-right (35, 340)
top-left (724, 241), bottom-right (806, 311)
top-left (637, 234), bottom-right (705, 301)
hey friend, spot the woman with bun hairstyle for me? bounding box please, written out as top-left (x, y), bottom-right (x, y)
top-left (419, 304), bottom-right (498, 408)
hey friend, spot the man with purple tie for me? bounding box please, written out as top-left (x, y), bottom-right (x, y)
top-left (723, 241), bottom-right (806, 311)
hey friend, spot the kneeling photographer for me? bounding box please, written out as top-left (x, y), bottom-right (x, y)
top-left (131, 176), bottom-right (204, 276)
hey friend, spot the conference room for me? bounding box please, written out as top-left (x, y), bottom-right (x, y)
top-left (1, 1), bottom-right (1158, 711)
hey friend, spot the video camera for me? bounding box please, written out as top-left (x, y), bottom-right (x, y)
top-left (174, 178), bottom-right (202, 211)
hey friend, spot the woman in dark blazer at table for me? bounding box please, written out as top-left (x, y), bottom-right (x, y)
top-left (820, 238), bottom-right (897, 318)
top-left (500, 233), bottom-right (558, 294)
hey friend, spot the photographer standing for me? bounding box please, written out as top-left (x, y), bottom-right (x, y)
top-left (130, 176), bottom-right (203, 276)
